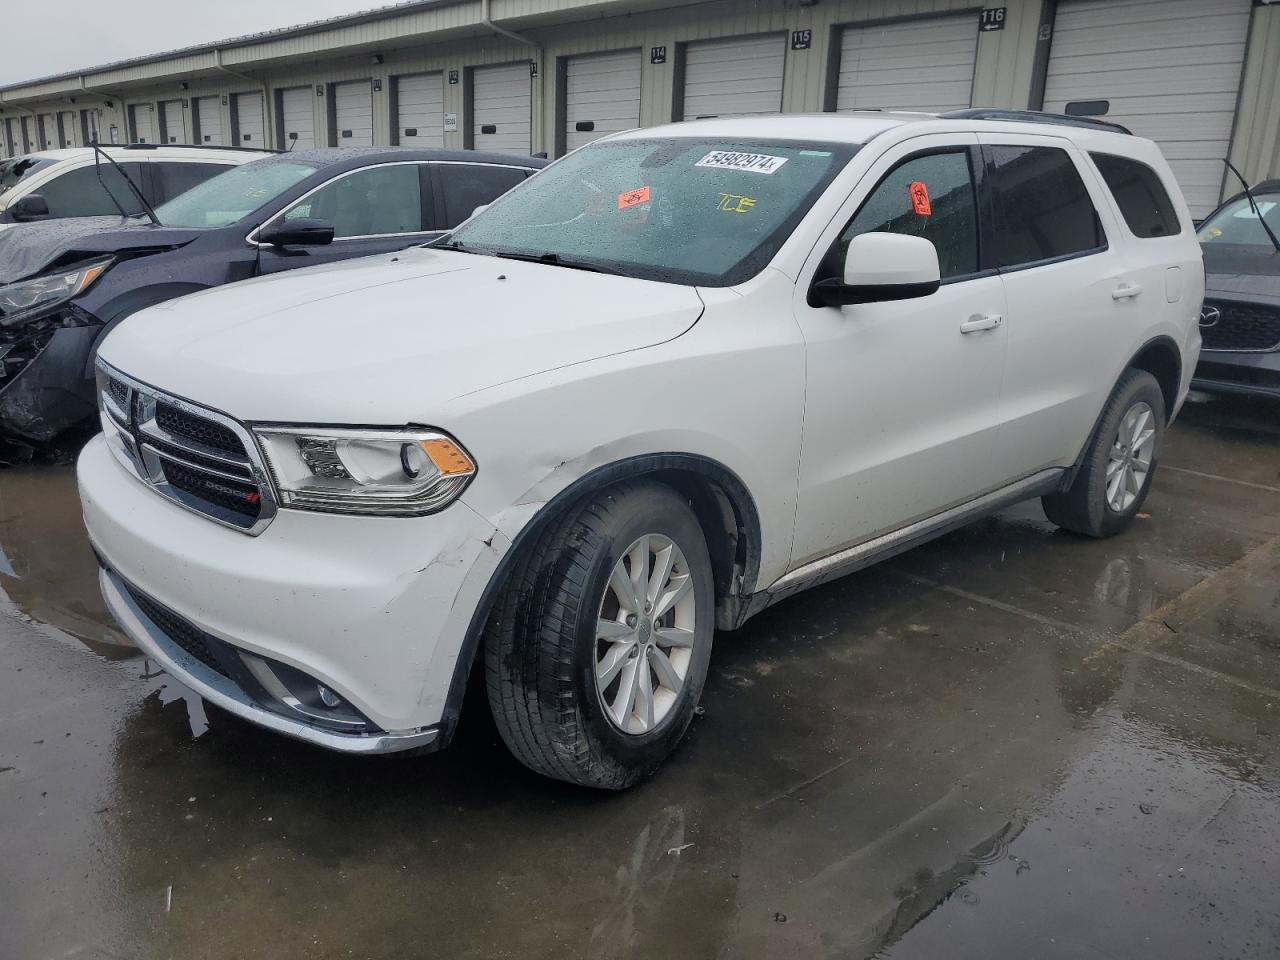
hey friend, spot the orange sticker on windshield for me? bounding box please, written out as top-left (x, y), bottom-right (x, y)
top-left (618, 186), bottom-right (650, 209)
top-left (909, 181), bottom-right (932, 216)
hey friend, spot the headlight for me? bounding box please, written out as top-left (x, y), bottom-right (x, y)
top-left (0, 258), bottom-right (111, 327)
top-left (253, 427), bottom-right (476, 516)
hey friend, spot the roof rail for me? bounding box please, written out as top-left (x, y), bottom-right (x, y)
top-left (939, 109), bottom-right (1132, 136)
top-left (112, 142), bottom-right (278, 154)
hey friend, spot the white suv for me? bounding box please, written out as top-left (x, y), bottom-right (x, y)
top-left (78, 111), bottom-right (1203, 788)
top-left (0, 145), bottom-right (266, 227)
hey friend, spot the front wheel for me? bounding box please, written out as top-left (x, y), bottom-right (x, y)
top-left (1042, 368), bottom-right (1165, 538)
top-left (485, 481), bottom-right (715, 789)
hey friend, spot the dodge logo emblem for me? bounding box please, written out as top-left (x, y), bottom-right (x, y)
top-left (1199, 306), bottom-right (1221, 328)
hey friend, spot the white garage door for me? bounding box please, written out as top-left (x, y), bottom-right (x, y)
top-left (280, 87), bottom-right (316, 149)
top-left (683, 35), bottom-right (785, 119)
top-left (57, 111), bottom-right (78, 147)
top-left (194, 97), bottom-right (224, 145)
top-left (233, 92), bottom-right (265, 147)
top-left (333, 80), bottom-right (374, 146)
top-left (395, 73), bottom-right (444, 147)
top-left (836, 14), bottom-right (977, 113)
top-left (130, 104), bottom-right (155, 144)
top-left (1043, 0), bottom-right (1251, 218)
top-left (472, 62), bottom-right (532, 153)
top-left (161, 100), bottom-right (186, 144)
top-left (39, 114), bottom-right (57, 149)
top-left (564, 50), bottom-right (642, 152)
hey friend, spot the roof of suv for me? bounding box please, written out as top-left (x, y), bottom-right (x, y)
top-left (13, 145), bottom-right (270, 164)
top-left (260, 146), bottom-right (549, 168)
top-left (612, 110), bottom-right (1137, 148)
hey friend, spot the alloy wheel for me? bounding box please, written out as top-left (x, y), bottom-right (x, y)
top-left (595, 533), bottom-right (698, 735)
top-left (1106, 401), bottom-right (1156, 513)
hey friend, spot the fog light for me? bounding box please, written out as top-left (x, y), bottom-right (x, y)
top-left (317, 684), bottom-right (342, 708)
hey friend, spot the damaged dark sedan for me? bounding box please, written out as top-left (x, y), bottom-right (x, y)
top-left (1194, 179), bottom-right (1280, 399)
top-left (0, 147), bottom-right (545, 442)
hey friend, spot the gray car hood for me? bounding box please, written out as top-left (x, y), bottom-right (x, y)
top-left (0, 216), bottom-right (203, 285)
top-left (1202, 243), bottom-right (1280, 304)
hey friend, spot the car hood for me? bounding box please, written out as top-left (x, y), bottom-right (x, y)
top-left (0, 216), bottom-right (203, 285)
top-left (98, 247), bottom-right (706, 423)
top-left (1202, 243), bottom-right (1280, 303)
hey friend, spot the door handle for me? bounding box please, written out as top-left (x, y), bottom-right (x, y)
top-left (960, 313), bottom-right (1003, 334)
top-left (1112, 282), bottom-right (1143, 300)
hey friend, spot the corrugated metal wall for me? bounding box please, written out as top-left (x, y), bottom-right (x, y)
top-left (1, 0), bottom-right (1274, 203)
top-left (1229, 2), bottom-right (1280, 188)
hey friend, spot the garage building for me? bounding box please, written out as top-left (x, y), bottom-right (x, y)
top-left (0, 0), bottom-right (1275, 210)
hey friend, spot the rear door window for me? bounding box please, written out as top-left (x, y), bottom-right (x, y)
top-left (152, 161), bottom-right (233, 204)
top-left (34, 162), bottom-right (149, 218)
top-left (987, 145), bottom-right (1105, 268)
top-left (435, 164), bottom-right (527, 229)
top-left (1090, 152), bottom-right (1181, 239)
top-left (836, 149), bottom-right (979, 280)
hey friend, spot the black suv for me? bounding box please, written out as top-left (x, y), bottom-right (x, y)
top-left (0, 147), bottom-right (546, 442)
top-left (1194, 179), bottom-right (1280, 399)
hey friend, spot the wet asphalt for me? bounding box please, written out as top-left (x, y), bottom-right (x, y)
top-left (1, 394), bottom-right (1278, 960)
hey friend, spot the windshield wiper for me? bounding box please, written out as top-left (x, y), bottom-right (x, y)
top-left (1223, 159), bottom-right (1280, 254)
top-left (489, 249), bottom-right (623, 275)
top-left (91, 142), bottom-right (160, 226)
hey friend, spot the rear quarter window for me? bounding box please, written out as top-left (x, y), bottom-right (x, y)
top-left (988, 145), bottom-right (1105, 269)
top-left (1090, 152), bottom-right (1181, 239)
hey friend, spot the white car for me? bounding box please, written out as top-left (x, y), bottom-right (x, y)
top-left (78, 111), bottom-right (1203, 789)
top-left (0, 145), bottom-right (267, 227)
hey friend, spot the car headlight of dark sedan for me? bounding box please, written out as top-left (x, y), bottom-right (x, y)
top-left (0, 258), bottom-right (112, 327)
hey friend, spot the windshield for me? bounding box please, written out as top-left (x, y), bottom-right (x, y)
top-left (448, 138), bottom-right (857, 286)
top-left (155, 160), bottom-right (319, 228)
top-left (1198, 194), bottom-right (1280, 247)
top-left (0, 157), bottom-right (55, 202)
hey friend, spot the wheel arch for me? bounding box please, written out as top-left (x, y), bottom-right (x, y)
top-left (1060, 335), bottom-right (1182, 493)
top-left (1127, 335), bottom-right (1182, 424)
top-left (436, 453), bottom-right (763, 746)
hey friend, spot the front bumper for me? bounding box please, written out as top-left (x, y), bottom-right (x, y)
top-left (1192, 348), bottom-right (1280, 398)
top-left (79, 434), bottom-right (509, 753)
top-left (0, 321), bottom-right (99, 441)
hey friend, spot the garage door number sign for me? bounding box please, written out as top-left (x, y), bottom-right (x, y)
top-left (980, 7), bottom-right (1006, 31)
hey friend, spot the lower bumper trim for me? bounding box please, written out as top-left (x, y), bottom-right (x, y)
top-left (99, 566), bottom-right (440, 755)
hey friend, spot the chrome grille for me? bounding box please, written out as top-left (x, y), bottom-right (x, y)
top-left (96, 360), bottom-right (277, 535)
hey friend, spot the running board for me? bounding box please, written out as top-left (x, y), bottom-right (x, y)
top-left (761, 468), bottom-right (1064, 608)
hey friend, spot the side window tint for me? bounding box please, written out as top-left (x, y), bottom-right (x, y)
top-left (837, 151), bottom-right (978, 280)
top-left (284, 164), bottom-right (422, 238)
top-left (437, 164), bottom-right (527, 229)
top-left (1090, 152), bottom-right (1181, 239)
top-left (989, 145), bottom-right (1104, 268)
top-left (154, 162), bottom-right (229, 204)
top-left (36, 163), bottom-right (147, 218)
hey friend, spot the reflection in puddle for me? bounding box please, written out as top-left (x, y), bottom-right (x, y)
top-left (0, 464), bottom-right (132, 657)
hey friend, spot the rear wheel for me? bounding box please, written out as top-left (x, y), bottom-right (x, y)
top-left (485, 482), bottom-right (714, 789)
top-left (1042, 368), bottom-right (1165, 537)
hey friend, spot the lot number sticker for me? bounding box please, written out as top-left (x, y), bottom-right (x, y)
top-left (696, 151), bottom-right (789, 174)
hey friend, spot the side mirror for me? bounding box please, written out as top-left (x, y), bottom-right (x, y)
top-left (258, 218), bottom-right (335, 247)
top-left (810, 232), bottom-right (941, 308)
top-left (10, 194), bottom-right (51, 222)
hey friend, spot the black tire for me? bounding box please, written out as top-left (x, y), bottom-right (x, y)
top-left (1042, 368), bottom-right (1165, 538)
top-left (485, 481), bottom-right (715, 789)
